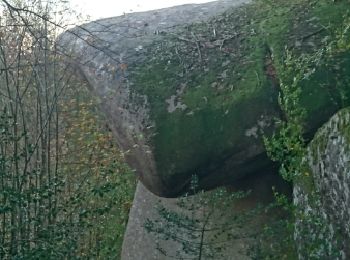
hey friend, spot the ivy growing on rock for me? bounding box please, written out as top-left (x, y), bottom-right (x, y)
top-left (263, 5), bottom-right (350, 259)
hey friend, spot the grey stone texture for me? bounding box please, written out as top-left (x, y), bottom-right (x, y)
top-left (294, 107), bottom-right (350, 259)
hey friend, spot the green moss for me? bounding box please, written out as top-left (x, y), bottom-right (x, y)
top-left (296, 162), bottom-right (316, 194)
top-left (154, 90), bottom-right (273, 180)
top-left (313, 1), bottom-right (350, 26)
top-left (261, 0), bottom-right (350, 131)
top-left (310, 133), bottom-right (327, 163)
top-left (129, 0), bottom-right (350, 187)
top-left (300, 106), bottom-right (350, 194)
top-left (306, 107), bottom-right (350, 167)
top-left (338, 107), bottom-right (350, 146)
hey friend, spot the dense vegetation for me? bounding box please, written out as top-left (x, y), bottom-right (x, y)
top-left (0, 1), bottom-right (136, 258)
top-left (262, 0), bottom-right (350, 258)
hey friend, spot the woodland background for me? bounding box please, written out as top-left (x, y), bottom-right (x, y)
top-left (0, 1), bottom-right (136, 258)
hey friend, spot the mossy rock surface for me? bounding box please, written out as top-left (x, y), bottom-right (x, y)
top-left (60, 0), bottom-right (350, 197)
top-left (294, 107), bottom-right (350, 259)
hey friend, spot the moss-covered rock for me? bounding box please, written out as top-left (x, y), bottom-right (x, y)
top-left (60, 0), bottom-right (350, 197)
top-left (294, 107), bottom-right (350, 259)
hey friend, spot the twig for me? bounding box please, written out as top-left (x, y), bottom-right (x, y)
top-left (220, 34), bottom-right (238, 50)
top-left (0, 0), bottom-right (122, 64)
top-left (169, 32), bottom-right (195, 43)
top-left (191, 32), bottom-right (202, 63)
top-left (300, 28), bottom-right (325, 41)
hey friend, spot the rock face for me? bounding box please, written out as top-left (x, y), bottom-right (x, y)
top-left (122, 170), bottom-right (290, 259)
top-left (59, 0), bottom-right (350, 197)
top-left (294, 107), bottom-right (350, 259)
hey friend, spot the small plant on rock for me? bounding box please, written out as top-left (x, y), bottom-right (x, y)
top-left (144, 175), bottom-right (252, 260)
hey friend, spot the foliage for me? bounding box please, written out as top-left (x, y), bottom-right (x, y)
top-left (250, 189), bottom-right (296, 260)
top-left (60, 97), bottom-right (136, 258)
top-left (262, 3), bottom-right (350, 259)
top-left (263, 49), bottom-right (309, 182)
top-left (0, 1), bottom-right (136, 259)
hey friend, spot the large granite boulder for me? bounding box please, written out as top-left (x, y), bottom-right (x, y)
top-left (122, 170), bottom-right (290, 259)
top-left (59, 0), bottom-right (350, 197)
top-left (294, 107), bottom-right (350, 259)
